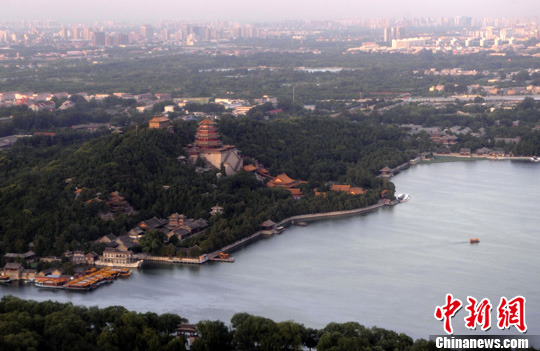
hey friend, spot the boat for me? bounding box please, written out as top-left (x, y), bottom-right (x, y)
top-left (64, 284), bottom-right (94, 291)
top-left (273, 226), bottom-right (285, 234)
top-left (34, 277), bottom-right (69, 289)
top-left (470, 238), bottom-right (480, 244)
top-left (292, 221), bottom-right (308, 227)
top-left (0, 274), bottom-right (11, 284)
top-left (396, 193), bottom-right (410, 202)
top-left (531, 157), bottom-right (540, 162)
top-left (218, 252), bottom-right (229, 259)
top-left (118, 268), bottom-right (131, 277)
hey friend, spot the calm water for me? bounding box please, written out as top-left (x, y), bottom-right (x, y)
top-left (2, 160), bottom-right (540, 339)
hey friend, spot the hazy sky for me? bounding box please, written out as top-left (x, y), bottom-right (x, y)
top-left (1, 0), bottom-right (539, 23)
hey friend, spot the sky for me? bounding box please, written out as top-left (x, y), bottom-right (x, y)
top-left (0, 0), bottom-right (539, 23)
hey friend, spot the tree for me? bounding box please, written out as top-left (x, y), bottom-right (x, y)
top-left (139, 230), bottom-right (166, 255)
top-left (191, 320), bottom-right (232, 351)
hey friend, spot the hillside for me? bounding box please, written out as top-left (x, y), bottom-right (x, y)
top-left (0, 116), bottom-right (409, 257)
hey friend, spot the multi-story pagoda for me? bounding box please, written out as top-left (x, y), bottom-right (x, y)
top-left (194, 118), bottom-right (222, 149)
top-left (184, 118), bottom-right (243, 176)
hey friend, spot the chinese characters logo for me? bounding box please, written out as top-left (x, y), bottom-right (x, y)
top-left (434, 294), bottom-right (526, 334)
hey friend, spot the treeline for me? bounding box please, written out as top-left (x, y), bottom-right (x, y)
top-left (219, 116), bottom-right (415, 183)
top-left (0, 295), bottom-right (446, 351)
top-left (0, 116), bottom-right (403, 257)
top-left (2, 50), bottom-right (539, 102)
top-left (355, 98), bottom-right (540, 156)
top-left (0, 95), bottom-right (151, 138)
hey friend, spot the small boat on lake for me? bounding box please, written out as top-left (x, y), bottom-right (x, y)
top-left (470, 238), bottom-right (480, 244)
top-left (396, 194), bottom-right (410, 202)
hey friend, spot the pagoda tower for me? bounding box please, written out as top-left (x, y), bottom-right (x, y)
top-left (185, 118), bottom-right (243, 175)
top-left (194, 118), bottom-right (222, 149)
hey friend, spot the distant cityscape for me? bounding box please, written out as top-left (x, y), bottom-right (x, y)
top-left (0, 16), bottom-right (538, 57)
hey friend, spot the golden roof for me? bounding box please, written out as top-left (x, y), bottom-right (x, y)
top-left (243, 164), bottom-right (257, 172)
top-left (273, 173), bottom-right (296, 185)
top-left (330, 184), bottom-right (351, 192)
top-left (149, 116), bottom-right (170, 123)
top-left (199, 117), bottom-right (215, 125)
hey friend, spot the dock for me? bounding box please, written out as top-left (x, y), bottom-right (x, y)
top-left (208, 231), bottom-right (264, 260)
top-left (209, 257), bottom-right (235, 263)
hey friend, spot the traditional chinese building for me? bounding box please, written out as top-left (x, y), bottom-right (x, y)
top-left (266, 173), bottom-right (306, 199)
top-left (148, 115), bottom-right (172, 131)
top-left (330, 184), bottom-right (366, 195)
top-left (266, 173), bottom-right (304, 189)
top-left (98, 248), bottom-right (140, 267)
top-left (184, 118), bottom-right (243, 175)
top-left (380, 167), bottom-right (392, 178)
top-left (106, 192), bottom-right (133, 214)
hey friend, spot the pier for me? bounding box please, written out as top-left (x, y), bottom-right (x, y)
top-left (208, 231), bottom-right (265, 259)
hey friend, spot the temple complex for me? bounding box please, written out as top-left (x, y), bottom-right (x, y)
top-left (184, 118), bottom-right (243, 175)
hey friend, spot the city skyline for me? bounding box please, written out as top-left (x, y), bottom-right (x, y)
top-left (0, 0), bottom-right (539, 23)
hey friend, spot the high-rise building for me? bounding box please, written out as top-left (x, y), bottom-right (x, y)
top-left (396, 26), bottom-right (406, 40)
top-left (500, 28), bottom-right (507, 41)
top-left (140, 25), bottom-right (154, 39)
top-left (91, 31), bottom-right (106, 46)
top-left (72, 27), bottom-right (79, 40)
top-left (160, 29), bottom-right (168, 42)
top-left (384, 27), bottom-right (390, 42)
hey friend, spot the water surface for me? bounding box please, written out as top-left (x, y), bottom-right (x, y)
top-left (3, 160), bottom-right (539, 339)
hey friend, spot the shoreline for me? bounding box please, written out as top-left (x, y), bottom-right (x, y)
top-left (205, 154), bottom-right (539, 261)
top-left (206, 200), bottom-right (391, 260)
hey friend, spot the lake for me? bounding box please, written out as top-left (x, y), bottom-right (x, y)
top-left (2, 160), bottom-right (539, 340)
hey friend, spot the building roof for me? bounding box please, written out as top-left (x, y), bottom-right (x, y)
top-left (169, 213), bottom-right (186, 220)
top-left (149, 115), bottom-right (170, 123)
top-left (195, 219), bottom-right (208, 228)
top-left (139, 217), bottom-right (167, 230)
top-left (274, 173), bottom-right (295, 184)
top-left (243, 164), bottom-right (257, 172)
top-left (261, 220), bottom-right (276, 227)
top-left (199, 117), bottom-right (215, 125)
top-left (128, 227), bottom-right (144, 237)
top-left (103, 247), bottom-right (133, 254)
top-left (115, 235), bottom-right (136, 250)
top-left (4, 263), bottom-right (23, 270)
top-left (4, 251), bottom-right (35, 259)
top-left (349, 187), bottom-right (365, 195)
top-left (266, 173), bottom-right (299, 188)
top-left (287, 188), bottom-right (303, 196)
top-left (168, 228), bottom-right (191, 238)
top-left (330, 184), bottom-right (351, 192)
top-left (98, 233), bottom-right (118, 243)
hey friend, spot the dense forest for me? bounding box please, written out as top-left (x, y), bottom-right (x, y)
top-left (0, 295), bottom-right (447, 351)
top-left (0, 116), bottom-right (405, 258)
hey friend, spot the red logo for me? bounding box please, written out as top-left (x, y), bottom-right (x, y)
top-left (464, 296), bottom-right (492, 331)
top-left (435, 295), bottom-right (527, 334)
top-left (434, 293), bottom-right (463, 335)
top-left (497, 296), bottom-right (527, 333)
